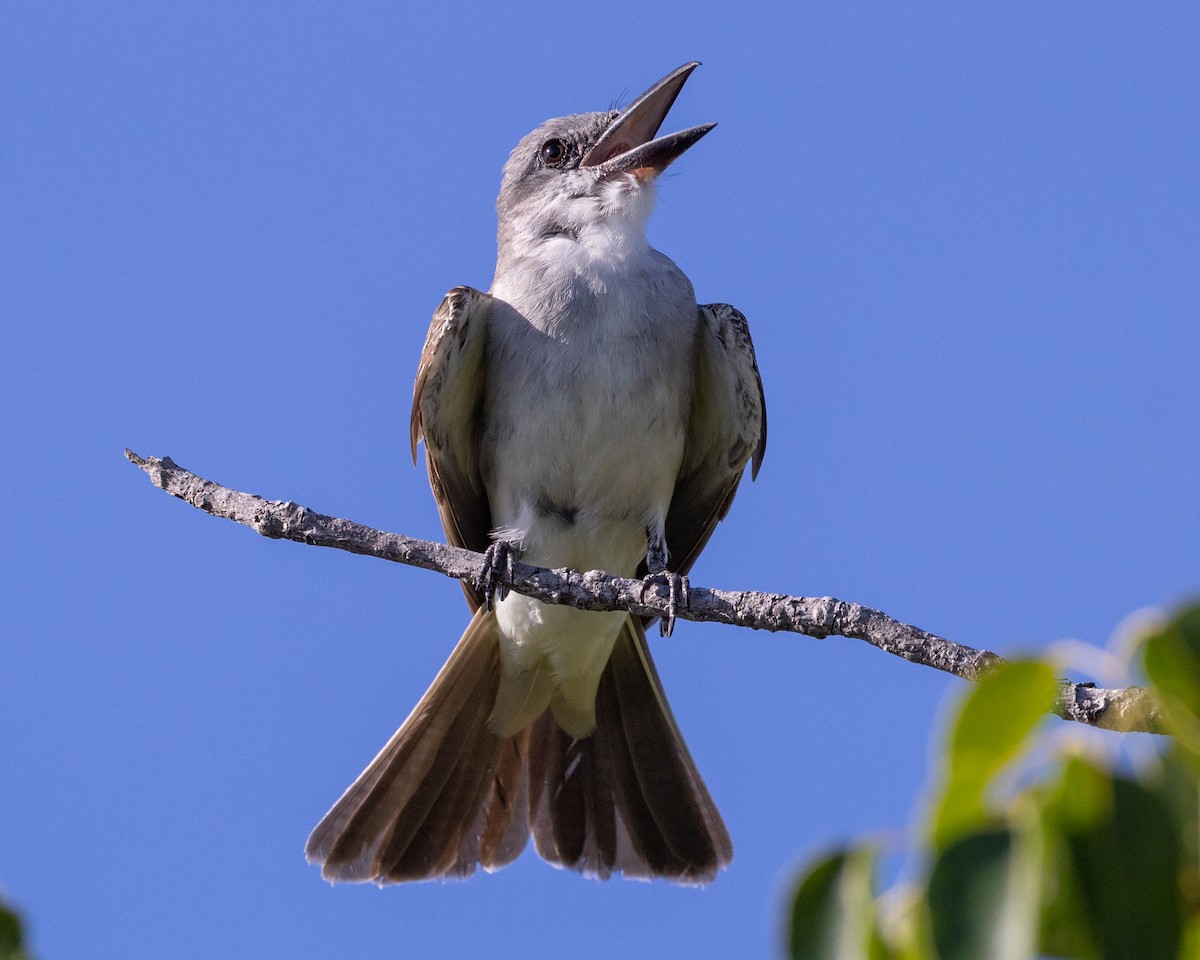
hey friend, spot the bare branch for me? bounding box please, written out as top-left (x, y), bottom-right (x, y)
top-left (125, 449), bottom-right (1165, 735)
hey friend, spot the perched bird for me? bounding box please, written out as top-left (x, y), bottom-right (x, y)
top-left (306, 62), bottom-right (766, 885)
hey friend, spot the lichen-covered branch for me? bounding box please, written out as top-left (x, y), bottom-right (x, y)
top-left (124, 449), bottom-right (1164, 735)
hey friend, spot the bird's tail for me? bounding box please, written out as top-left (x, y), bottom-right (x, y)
top-left (527, 616), bottom-right (732, 883)
top-left (305, 609), bottom-right (527, 882)
top-left (306, 611), bottom-right (731, 884)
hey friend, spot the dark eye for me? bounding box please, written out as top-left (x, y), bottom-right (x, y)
top-left (540, 138), bottom-right (569, 167)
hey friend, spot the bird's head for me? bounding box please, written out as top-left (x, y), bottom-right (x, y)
top-left (495, 63), bottom-right (714, 260)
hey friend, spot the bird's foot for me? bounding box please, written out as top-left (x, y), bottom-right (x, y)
top-left (641, 570), bottom-right (690, 637)
top-left (478, 540), bottom-right (517, 611)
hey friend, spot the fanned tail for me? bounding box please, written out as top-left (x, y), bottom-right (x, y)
top-left (307, 614), bottom-right (731, 884)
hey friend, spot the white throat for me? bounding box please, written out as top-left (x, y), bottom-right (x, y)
top-left (494, 176), bottom-right (658, 305)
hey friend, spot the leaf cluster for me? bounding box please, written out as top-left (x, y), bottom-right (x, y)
top-left (788, 602), bottom-right (1200, 960)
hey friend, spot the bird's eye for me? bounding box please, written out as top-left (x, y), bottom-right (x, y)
top-left (540, 138), bottom-right (569, 167)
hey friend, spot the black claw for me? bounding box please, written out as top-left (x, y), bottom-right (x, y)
top-left (478, 540), bottom-right (517, 610)
top-left (642, 570), bottom-right (689, 637)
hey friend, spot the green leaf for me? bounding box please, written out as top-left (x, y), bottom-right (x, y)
top-left (1049, 754), bottom-right (1111, 830)
top-left (0, 899), bottom-right (28, 960)
top-left (1181, 915), bottom-right (1200, 960)
top-left (932, 660), bottom-right (1058, 848)
top-left (1036, 757), bottom-right (1105, 960)
top-left (1143, 603), bottom-right (1200, 760)
top-left (1158, 747), bottom-right (1200, 901)
top-left (789, 847), bottom-right (883, 960)
top-left (1061, 771), bottom-right (1183, 960)
top-left (926, 826), bottom-right (1039, 960)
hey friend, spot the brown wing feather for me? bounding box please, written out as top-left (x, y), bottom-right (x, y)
top-left (658, 303), bottom-right (766, 578)
top-left (410, 286), bottom-right (494, 610)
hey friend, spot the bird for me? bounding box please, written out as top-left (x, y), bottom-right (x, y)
top-left (305, 62), bottom-right (766, 886)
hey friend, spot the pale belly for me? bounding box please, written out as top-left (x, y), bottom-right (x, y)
top-left (480, 292), bottom-right (695, 737)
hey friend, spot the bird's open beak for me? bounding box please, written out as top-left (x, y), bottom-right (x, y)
top-left (580, 62), bottom-right (715, 181)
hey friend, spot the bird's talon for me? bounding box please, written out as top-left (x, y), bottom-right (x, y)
top-left (642, 570), bottom-right (689, 638)
top-left (478, 540), bottom-right (517, 610)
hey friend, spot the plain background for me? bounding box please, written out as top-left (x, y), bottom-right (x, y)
top-left (3, 2), bottom-right (1198, 957)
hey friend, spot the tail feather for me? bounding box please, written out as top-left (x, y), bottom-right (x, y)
top-left (606, 618), bottom-right (731, 878)
top-left (306, 609), bottom-right (518, 882)
top-left (528, 617), bottom-right (732, 883)
top-left (476, 731), bottom-right (530, 869)
top-left (373, 670), bottom-right (499, 880)
top-left (307, 613), bottom-right (731, 884)
top-left (529, 715), bottom-right (619, 874)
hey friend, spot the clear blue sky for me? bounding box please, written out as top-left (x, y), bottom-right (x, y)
top-left (3, 2), bottom-right (1198, 957)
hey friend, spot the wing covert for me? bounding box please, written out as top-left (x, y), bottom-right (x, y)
top-left (411, 286), bottom-right (494, 610)
top-left (661, 303), bottom-right (766, 578)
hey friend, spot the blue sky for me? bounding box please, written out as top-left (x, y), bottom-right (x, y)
top-left (3, 1), bottom-right (1198, 957)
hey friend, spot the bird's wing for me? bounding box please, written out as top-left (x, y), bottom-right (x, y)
top-left (660, 303), bottom-right (767, 577)
top-left (410, 286), bottom-right (494, 610)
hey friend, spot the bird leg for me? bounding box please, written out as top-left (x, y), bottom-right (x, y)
top-left (477, 539), bottom-right (518, 610)
top-left (642, 528), bottom-right (689, 637)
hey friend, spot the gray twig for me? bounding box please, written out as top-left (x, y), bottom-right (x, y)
top-left (125, 449), bottom-right (1164, 735)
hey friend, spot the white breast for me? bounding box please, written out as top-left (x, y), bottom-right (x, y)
top-left (481, 228), bottom-right (699, 735)
top-left (486, 240), bottom-right (696, 572)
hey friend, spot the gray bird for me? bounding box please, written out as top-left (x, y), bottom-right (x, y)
top-left (306, 62), bottom-right (766, 885)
